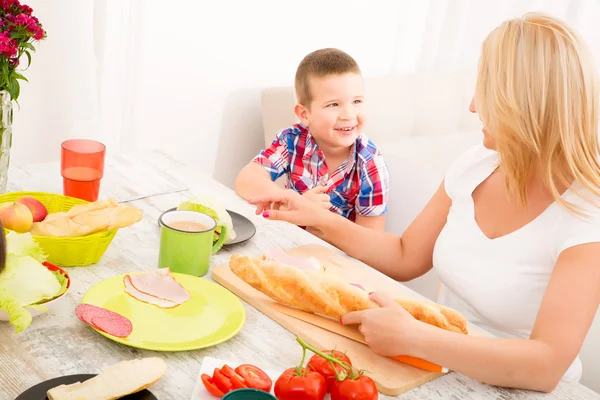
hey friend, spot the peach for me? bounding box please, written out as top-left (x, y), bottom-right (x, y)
top-left (0, 202), bottom-right (33, 233)
top-left (16, 196), bottom-right (48, 222)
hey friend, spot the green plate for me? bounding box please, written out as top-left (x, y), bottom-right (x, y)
top-left (81, 272), bottom-right (246, 351)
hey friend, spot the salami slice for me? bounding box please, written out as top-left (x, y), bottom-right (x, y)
top-left (90, 315), bottom-right (133, 338)
top-left (75, 304), bottom-right (132, 337)
top-left (76, 304), bottom-right (118, 323)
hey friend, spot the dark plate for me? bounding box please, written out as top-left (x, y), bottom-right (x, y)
top-left (158, 208), bottom-right (256, 246)
top-left (16, 374), bottom-right (157, 400)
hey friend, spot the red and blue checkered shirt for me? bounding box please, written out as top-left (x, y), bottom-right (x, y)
top-left (253, 123), bottom-right (389, 221)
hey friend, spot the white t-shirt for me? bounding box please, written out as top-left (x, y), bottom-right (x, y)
top-left (432, 144), bottom-right (600, 382)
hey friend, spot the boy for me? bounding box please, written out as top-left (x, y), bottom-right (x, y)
top-left (235, 48), bottom-right (389, 230)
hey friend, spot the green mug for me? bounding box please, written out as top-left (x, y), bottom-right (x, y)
top-left (158, 210), bottom-right (227, 276)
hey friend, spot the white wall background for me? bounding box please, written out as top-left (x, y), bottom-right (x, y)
top-left (5, 0), bottom-right (600, 392)
top-left (12, 0), bottom-right (600, 187)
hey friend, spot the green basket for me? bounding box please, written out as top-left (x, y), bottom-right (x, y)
top-left (0, 191), bottom-right (117, 267)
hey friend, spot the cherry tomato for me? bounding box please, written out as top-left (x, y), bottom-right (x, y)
top-left (213, 368), bottom-right (232, 394)
top-left (235, 364), bottom-right (272, 392)
top-left (274, 367), bottom-right (327, 400)
top-left (307, 350), bottom-right (352, 391)
top-left (201, 373), bottom-right (224, 397)
top-left (331, 375), bottom-right (378, 400)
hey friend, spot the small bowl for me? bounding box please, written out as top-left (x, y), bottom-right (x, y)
top-left (0, 261), bottom-right (71, 321)
top-left (222, 388), bottom-right (277, 400)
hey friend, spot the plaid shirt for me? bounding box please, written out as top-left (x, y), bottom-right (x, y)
top-left (253, 123), bottom-right (389, 221)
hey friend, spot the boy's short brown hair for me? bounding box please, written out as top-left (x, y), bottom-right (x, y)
top-left (294, 48), bottom-right (361, 106)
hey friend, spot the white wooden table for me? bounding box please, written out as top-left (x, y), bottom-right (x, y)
top-left (1, 151), bottom-right (598, 400)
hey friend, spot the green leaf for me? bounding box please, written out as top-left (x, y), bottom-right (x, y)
top-left (24, 51), bottom-right (32, 69)
top-left (0, 288), bottom-right (32, 333)
top-left (13, 79), bottom-right (20, 101)
top-left (32, 269), bottom-right (68, 304)
top-left (21, 42), bottom-right (35, 51)
top-left (7, 78), bottom-right (19, 101)
top-left (1, 62), bottom-right (8, 79)
top-left (12, 71), bottom-right (28, 82)
top-left (6, 231), bottom-right (46, 262)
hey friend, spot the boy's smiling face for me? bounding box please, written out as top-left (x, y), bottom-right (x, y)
top-left (295, 72), bottom-right (366, 153)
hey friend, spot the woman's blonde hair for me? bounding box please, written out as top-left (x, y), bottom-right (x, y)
top-left (475, 12), bottom-right (600, 214)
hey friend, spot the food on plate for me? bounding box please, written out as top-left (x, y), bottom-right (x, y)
top-left (229, 253), bottom-right (468, 334)
top-left (274, 367), bottom-right (327, 400)
top-left (75, 303), bottom-right (133, 338)
top-left (307, 350), bottom-right (352, 391)
top-left (123, 276), bottom-right (178, 308)
top-left (0, 232), bottom-right (69, 332)
top-left (30, 198), bottom-right (143, 237)
top-left (201, 363), bottom-right (272, 397)
top-left (15, 196), bottom-right (48, 222)
top-left (123, 268), bottom-right (190, 308)
top-left (46, 357), bottom-right (167, 400)
top-left (234, 364), bottom-right (272, 392)
top-left (177, 195), bottom-right (237, 244)
top-left (0, 201), bottom-right (34, 233)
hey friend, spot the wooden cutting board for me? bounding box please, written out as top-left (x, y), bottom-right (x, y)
top-left (212, 244), bottom-right (486, 396)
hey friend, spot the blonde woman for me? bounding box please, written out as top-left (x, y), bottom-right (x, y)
top-left (248, 13), bottom-right (600, 392)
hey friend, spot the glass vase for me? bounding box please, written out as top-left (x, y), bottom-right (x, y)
top-left (0, 90), bottom-right (12, 193)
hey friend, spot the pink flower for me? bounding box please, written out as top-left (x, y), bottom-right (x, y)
top-left (14, 13), bottom-right (29, 26)
top-left (0, 34), bottom-right (18, 57)
top-left (5, 40), bottom-right (17, 57)
top-left (20, 4), bottom-right (32, 14)
top-left (0, 43), bottom-right (15, 57)
top-left (33, 27), bottom-right (43, 40)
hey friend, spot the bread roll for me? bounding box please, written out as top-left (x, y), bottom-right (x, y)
top-left (229, 254), bottom-right (468, 334)
top-left (46, 357), bottom-right (167, 400)
top-left (30, 199), bottom-right (142, 237)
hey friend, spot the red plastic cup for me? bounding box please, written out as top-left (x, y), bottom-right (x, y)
top-left (61, 139), bottom-right (106, 202)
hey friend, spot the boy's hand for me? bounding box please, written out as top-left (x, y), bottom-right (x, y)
top-left (302, 185), bottom-right (332, 210)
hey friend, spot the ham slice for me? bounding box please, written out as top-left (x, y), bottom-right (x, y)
top-left (263, 246), bottom-right (323, 271)
top-left (123, 275), bottom-right (179, 308)
top-left (124, 268), bottom-right (191, 307)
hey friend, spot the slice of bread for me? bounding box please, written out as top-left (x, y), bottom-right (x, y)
top-left (47, 357), bottom-right (167, 400)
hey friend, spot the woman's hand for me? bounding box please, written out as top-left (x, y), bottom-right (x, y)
top-left (248, 190), bottom-right (329, 228)
top-left (302, 185), bottom-right (332, 210)
top-left (341, 292), bottom-right (422, 357)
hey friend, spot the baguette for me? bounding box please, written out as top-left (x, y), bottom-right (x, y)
top-left (229, 254), bottom-right (468, 334)
top-left (46, 357), bottom-right (167, 400)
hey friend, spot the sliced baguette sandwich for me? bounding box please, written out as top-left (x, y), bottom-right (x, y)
top-left (46, 357), bottom-right (167, 400)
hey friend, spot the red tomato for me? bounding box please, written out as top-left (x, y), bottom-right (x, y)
top-left (201, 373), bottom-right (224, 397)
top-left (331, 375), bottom-right (378, 400)
top-left (231, 374), bottom-right (248, 390)
top-left (274, 367), bottom-right (327, 400)
top-left (213, 368), bottom-right (232, 394)
top-left (307, 350), bottom-right (352, 391)
top-left (235, 364), bottom-right (272, 392)
top-left (220, 364), bottom-right (237, 379)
